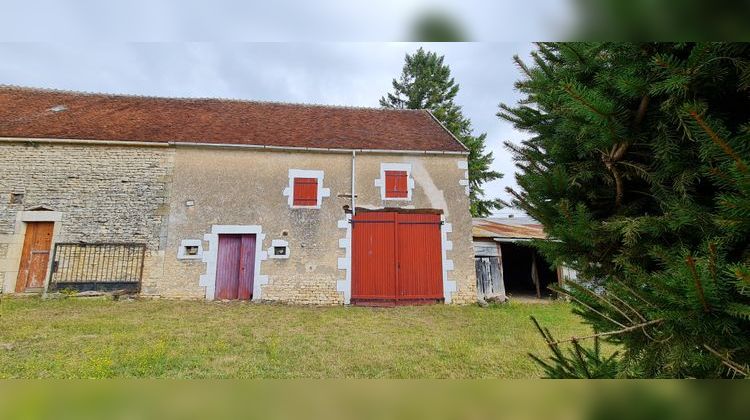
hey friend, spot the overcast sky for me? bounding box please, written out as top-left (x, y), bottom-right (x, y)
top-left (0, 1), bottom-right (572, 42)
top-left (0, 1), bottom-right (561, 216)
top-left (0, 42), bottom-right (535, 215)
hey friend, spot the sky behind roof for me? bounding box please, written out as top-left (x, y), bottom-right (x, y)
top-left (0, 1), bottom-right (545, 216)
top-left (0, 42), bottom-right (535, 215)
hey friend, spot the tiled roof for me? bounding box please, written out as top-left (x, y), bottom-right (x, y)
top-left (0, 86), bottom-right (467, 152)
top-left (472, 218), bottom-right (547, 240)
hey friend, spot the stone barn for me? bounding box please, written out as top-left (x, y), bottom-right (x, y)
top-left (0, 86), bottom-right (477, 305)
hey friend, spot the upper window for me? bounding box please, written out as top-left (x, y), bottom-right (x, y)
top-left (375, 163), bottom-right (413, 201)
top-left (283, 169), bottom-right (331, 209)
top-left (385, 171), bottom-right (408, 198)
top-left (293, 177), bottom-right (318, 206)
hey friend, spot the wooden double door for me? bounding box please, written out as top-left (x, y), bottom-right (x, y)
top-left (351, 211), bottom-right (444, 305)
top-left (16, 222), bottom-right (54, 292)
top-left (215, 234), bottom-right (256, 300)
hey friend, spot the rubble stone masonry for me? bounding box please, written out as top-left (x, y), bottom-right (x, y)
top-left (0, 142), bottom-right (174, 292)
top-left (0, 141), bottom-right (476, 303)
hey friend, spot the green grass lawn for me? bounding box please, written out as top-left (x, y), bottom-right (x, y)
top-left (0, 296), bottom-right (593, 378)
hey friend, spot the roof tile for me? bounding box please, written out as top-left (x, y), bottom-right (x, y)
top-left (0, 86), bottom-right (467, 152)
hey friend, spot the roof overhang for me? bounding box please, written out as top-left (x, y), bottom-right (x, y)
top-left (0, 137), bottom-right (470, 155)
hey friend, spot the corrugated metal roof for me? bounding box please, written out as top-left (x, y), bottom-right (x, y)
top-left (472, 218), bottom-right (547, 240)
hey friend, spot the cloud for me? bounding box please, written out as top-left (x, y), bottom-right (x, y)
top-left (2, 1), bottom-right (571, 41)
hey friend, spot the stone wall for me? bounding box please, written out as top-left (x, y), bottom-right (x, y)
top-left (0, 142), bottom-right (174, 292)
top-left (0, 140), bottom-right (476, 304)
top-left (163, 147), bottom-right (477, 304)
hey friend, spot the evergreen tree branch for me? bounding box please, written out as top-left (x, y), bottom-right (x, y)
top-left (689, 110), bottom-right (748, 173)
top-left (561, 83), bottom-right (612, 118)
top-left (554, 288), bottom-right (628, 329)
top-left (601, 155), bottom-right (625, 207)
top-left (633, 95), bottom-right (650, 129)
top-left (550, 318), bottom-right (664, 345)
top-left (686, 255), bottom-right (710, 312)
top-left (565, 281), bottom-right (637, 324)
top-left (612, 279), bottom-right (656, 308)
top-left (606, 291), bottom-right (648, 323)
top-left (703, 345), bottom-right (749, 378)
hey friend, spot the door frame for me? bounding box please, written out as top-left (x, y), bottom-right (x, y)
top-left (200, 225), bottom-right (268, 301)
top-left (2, 210), bottom-right (62, 294)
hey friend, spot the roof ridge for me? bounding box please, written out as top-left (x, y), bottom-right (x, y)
top-left (0, 84), bottom-right (428, 113)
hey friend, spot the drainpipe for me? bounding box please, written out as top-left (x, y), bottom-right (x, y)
top-left (351, 150), bottom-right (356, 216)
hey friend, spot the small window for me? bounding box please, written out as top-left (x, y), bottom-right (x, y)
top-left (293, 177), bottom-right (318, 207)
top-left (268, 239), bottom-right (290, 259)
top-left (177, 239), bottom-right (203, 260)
top-left (10, 193), bottom-right (24, 204)
top-left (385, 171), bottom-right (408, 198)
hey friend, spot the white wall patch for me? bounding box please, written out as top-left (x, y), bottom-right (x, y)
top-left (440, 219), bottom-right (456, 303)
top-left (336, 213), bottom-right (352, 304)
top-left (458, 166), bottom-right (470, 196)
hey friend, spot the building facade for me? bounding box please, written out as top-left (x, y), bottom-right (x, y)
top-left (0, 86), bottom-right (477, 305)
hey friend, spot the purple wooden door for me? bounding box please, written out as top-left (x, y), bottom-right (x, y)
top-left (238, 235), bottom-right (256, 300)
top-left (215, 234), bottom-right (256, 300)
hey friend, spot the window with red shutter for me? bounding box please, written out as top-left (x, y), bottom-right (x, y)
top-left (293, 177), bottom-right (318, 206)
top-left (385, 170), bottom-right (408, 198)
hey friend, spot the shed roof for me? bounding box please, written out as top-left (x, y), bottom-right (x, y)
top-left (472, 217), bottom-right (547, 240)
top-left (0, 85), bottom-right (467, 152)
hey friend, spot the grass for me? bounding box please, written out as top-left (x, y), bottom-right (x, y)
top-left (0, 296), bottom-right (593, 378)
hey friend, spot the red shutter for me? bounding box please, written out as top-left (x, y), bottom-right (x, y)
top-left (385, 171), bottom-right (408, 198)
top-left (293, 177), bottom-right (318, 206)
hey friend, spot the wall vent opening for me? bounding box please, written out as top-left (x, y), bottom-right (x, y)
top-left (177, 239), bottom-right (204, 260)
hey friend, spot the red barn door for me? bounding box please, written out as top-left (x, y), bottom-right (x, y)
top-left (351, 212), bottom-right (397, 300)
top-left (215, 234), bottom-right (256, 300)
top-left (351, 211), bottom-right (443, 305)
top-left (396, 213), bottom-right (444, 300)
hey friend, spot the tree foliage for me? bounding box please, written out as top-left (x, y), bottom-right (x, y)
top-left (499, 42), bottom-right (750, 378)
top-left (529, 316), bottom-right (620, 379)
top-left (381, 48), bottom-right (502, 216)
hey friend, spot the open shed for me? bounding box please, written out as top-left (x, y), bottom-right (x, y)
top-left (472, 217), bottom-right (574, 301)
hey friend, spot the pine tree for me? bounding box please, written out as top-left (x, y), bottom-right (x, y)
top-left (499, 42), bottom-right (750, 378)
top-left (381, 48), bottom-right (502, 216)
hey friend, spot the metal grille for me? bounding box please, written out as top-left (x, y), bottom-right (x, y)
top-left (49, 243), bottom-right (146, 291)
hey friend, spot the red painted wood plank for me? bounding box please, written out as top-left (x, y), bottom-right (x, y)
top-left (351, 212), bottom-right (396, 300)
top-left (397, 213), bottom-right (443, 299)
top-left (385, 171), bottom-right (408, 198)
top-left (351, 211), bottom-right (443, 304)
top-left (293, 177), bottom-right (318, 206)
